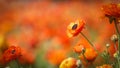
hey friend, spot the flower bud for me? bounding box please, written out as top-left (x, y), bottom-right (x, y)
top-left (106, 43), bottom-right (110, 48)
top-left (113, 51), bottom-right (119, 58)
top-left (111, 34), bottom-right (118, 42)
top-left (81, 48), bottom-right (86, 54)
top-left (76, 59), bottom-right (82, 68)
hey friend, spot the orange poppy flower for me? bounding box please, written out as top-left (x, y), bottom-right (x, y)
top-left (59, 57), bottom-right (77, 68)
top-left (84, 48), bottom-right (97, 61)
top-left (102, 3), bottom-right (120, 18)
top-left (96, 64), bottom-right (113, 68)
top-left (79, 48), bottom-right (97, 62)
top-left (0, 46), bottom-right (21, 65)
top-left (73, 44), bottom-right (84, 54)
top-left (67, 19), bottom-right (85, 38)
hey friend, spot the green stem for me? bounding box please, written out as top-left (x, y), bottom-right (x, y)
top-left (28, 64), bottom-right (32, 68)
top-left (80, 32), bottom-right (97, 52)
top-left (106, 48), bottom-right (110, 64)
top-left (16, 60), bottom-right (20, 68)
top-left (114, 20), bottom-right (120, 34)
top-left (117, 58), bottom-right (120, 68)
top-left (117, 35), bottom-right (120, 68)
top-left (114, 20), bottom-right (120, 68)
top-left (114, 20), bottom-right (120, 54)
top-left (113, 42), bottom-right (117, 52)
top-left (90, 62), bottom-right (95, 68)
top-left (82, 53), bottom-right (88, 63)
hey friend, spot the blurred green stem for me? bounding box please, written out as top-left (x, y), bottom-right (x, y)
top-left (80, 32), bottom-right (97, 52)
top-left (82, 53), bottom-right (88, 63)
top-left (16, 60), bottom-right (20, 68)
top-left (114, 20), bottom-right (120, 54)
top-left (106, 48), bottom-right (110, 64)
top-left (114, 20), bottom-right (120, 67)
top-left (90, 62), bottom-right (95, 68)
top-left (113, 42), bottom-right (117, 52)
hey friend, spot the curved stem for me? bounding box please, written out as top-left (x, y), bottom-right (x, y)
top-left (80, 32), bottom-right (97, 52)
top-left (114, 21), bottom-right (120, 34)
top-left (114, 20), bottom-right (120, 68)
top-left (82, 53), bottom-right (88, 63)
top-left (114, 21), bottom-right (120, 54)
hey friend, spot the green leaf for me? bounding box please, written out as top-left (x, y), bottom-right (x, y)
top-left (33, 47), bottom-right (56, 68)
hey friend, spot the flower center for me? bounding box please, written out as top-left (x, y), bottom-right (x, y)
top-left (11, 49), bottom-right (16, 54)
top-left (72, 24), bottom-right (78, 30)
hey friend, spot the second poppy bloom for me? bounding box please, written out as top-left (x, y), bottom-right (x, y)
top-left (79, 48), bottom-right (97, 62)
top-left (67, 19), bottom-right (85, 38)
top-left (84, 48), bottom-right (97, 61)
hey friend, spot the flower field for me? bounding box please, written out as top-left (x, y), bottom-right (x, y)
top-left (0, 0), bottom-right (120, 68)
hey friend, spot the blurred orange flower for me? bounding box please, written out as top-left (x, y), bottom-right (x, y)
top-left (59, 57), bottom-right (77, 68)
top-left (73, 44), bottom-right (84, 54)
top-left (46, 49), bottom-right (67, 65)
top-left (102, 3), bottom-right (120, 18)
top-left (0, 46), bottom-right (21, 65)
top-left (79, 48), bottom-right (97, 62)
top-left (96, 64), bottom-right (113, 68)
top-left (67, 19), bottom-right (85, 38)
top-left (84, 48), bottom-right (97, 61)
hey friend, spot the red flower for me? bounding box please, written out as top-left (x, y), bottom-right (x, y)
top-left (0, 46), bottom-right (21, 65)
top-left (67, 19), bottom-right (85, 38)
top-left (102, 3), bottom-right (120, 18)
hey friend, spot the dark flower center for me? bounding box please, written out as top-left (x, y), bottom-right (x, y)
top-left (72, 24), bottom-right (78, 30)
top-left (11, 49), bottom-right (16, 54)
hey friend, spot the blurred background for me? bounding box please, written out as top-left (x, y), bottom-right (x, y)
top-left (0, 0), bottom-right (119, 68)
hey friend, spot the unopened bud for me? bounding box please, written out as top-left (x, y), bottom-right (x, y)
top-left (113, 51), bottom-right (119, 58)
top-left (82, 48), bottom-right (86, 54)
top-left (76, 60), bottom-right (82, 68)
top-left (106, 43), bottom-right (110, 48)
top-left (111, 34), bottom-right (118, 42)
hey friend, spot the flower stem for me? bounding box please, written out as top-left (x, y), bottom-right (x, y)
top-left (16, 60), bottom-right (20, 68)
top-left (82, 53), bottom-right (88, 63)
top-left (113, 42), bottom-right (117, 52)
top-left (80, 32), bottom-right (97, 52)
top-left (106, 48), bottom-right (110, 64)
top-left (114, 21), bottom-right (120, 54)
top-left (114, 20), bottom-right (120, 67)
top-left (90, 62), bottom-right (95, 68)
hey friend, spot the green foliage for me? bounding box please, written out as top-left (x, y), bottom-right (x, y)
top-left (33, 46), bottom-right (55, 68)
